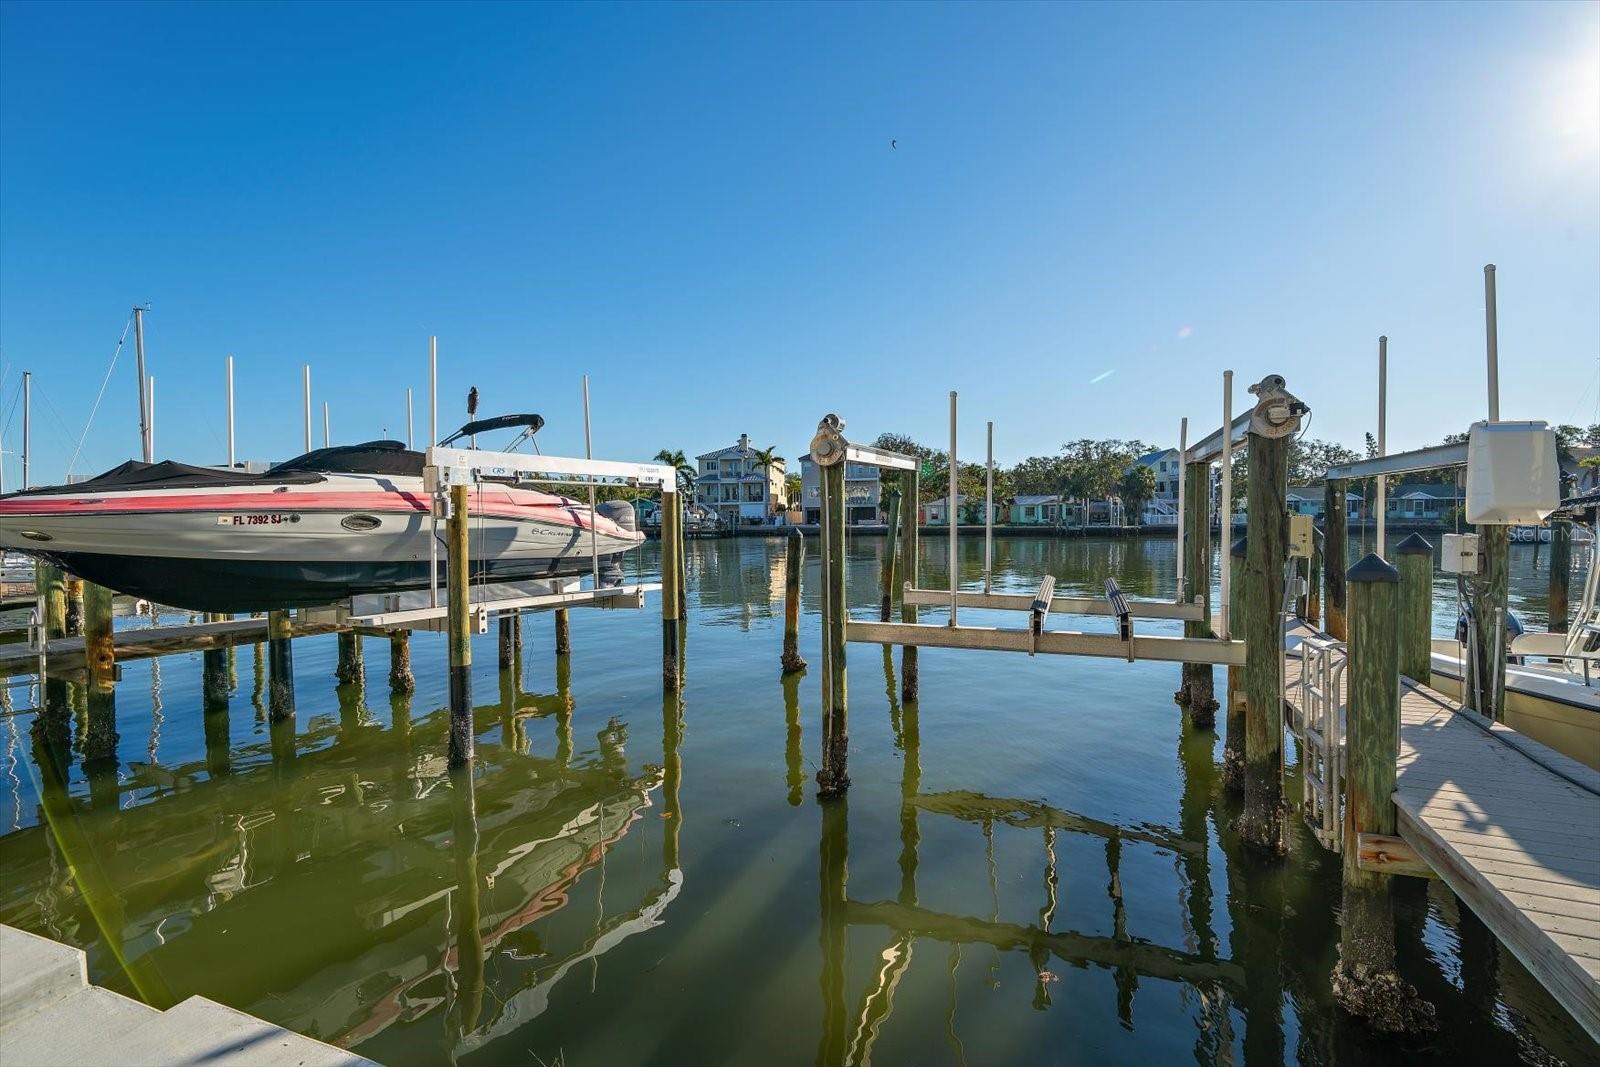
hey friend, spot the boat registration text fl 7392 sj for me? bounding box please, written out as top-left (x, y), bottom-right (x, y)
top-left (0, 418), bottom-right (644, 614)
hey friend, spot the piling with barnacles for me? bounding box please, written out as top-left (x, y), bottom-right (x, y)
top-left (1470, 525), bottom-right (1510, 720)
top-left (555, 608), bottom-right (571, 655)
top-left (1222, 535), bottom-right (1247, 791)
top-left (388, 630), bottom-right (415, 693)
top-left (81, 582), bottom-right (118, 765)
top-left (815, 418), bottom-right (850, 798)
top-left (1332, 553), bottom-right (1436, 1032)
top-left (498, 613), bottom-right (521, 669)
top-left (203, 613), bottom-right (231, 709)
top-left (782, 527), bottom-right (807, 673)
top-left (335, 631), bottom-right (363, 686)
top-left (266, 609), bottom-right (295, 721)
top-left (1240, 408), bottom-right (1289, 853)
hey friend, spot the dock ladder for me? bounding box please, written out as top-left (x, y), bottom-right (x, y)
top-left (1293, 635), bottom-right (1347, 851)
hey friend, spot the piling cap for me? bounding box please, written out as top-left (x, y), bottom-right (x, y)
top-left (1395, 532), bottom-right (1433, 556)
top-left (1230, 535), bottom-right (1247, 558)
top-left (1347, 552), bottom-right (1400, 583)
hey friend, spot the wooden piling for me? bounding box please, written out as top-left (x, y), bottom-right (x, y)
top-left (387, 630), bottom-right (415, 693)
top-left (880, 488), bottom-right (900, 622)
top-left (1241, 426), bottom-right (1288, 854)
top-left (782, 527), bottom-right (807, 674)
top-left (554, 608), bottom-right (571, 655)
top-left (1333, 553), bottom-right (1436, 1031)
top-left (1324, 481), bottom-right (1348, 640)
top-left (498, 614), bottom-right (517, 669)
top-left (817, 455), bottom-right (850, 797)
top-left (446, 482), bottom-right (473, 767)
top-left (81, 582), bottom-right (118, 765)
top-left (335, 631), bottom-right (363, 686)
top-left (1222, 536), bottom-right (1247, 792)
top-left (900, 467), bottom-right (920, 704)
top-left (1470, 525), bottom-right (1510, 721)
top-left (1549, 517), bottom-right (1571, 634)
top-left (64, 577), bottom-right (84, 636)
top-left (266, 609), bottom-right (295, 721)
top-left (202, 612), bottom-right (231, 709)
top-left (661, 491), bottom-right (683, 690)
top-left (1177, 459), bottom-right (1216, 725)
top-left (37, 562), bottom-right (66, 641)
top-left (1395, 533), bottom-right (1433, 684)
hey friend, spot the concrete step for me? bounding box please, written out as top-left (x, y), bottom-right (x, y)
top-left (0, 985), bottom-right (159, 1065)
top-left (0, 926), bottom-right (88, 1027)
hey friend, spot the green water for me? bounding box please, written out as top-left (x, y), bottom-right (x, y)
top-left (0, 535), bottom-right (1592, 1065)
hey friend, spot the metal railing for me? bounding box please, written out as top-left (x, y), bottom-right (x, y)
top-left (1294, 636), bottom-right (1347, 852)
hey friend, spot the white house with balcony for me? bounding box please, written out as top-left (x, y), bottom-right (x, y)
top-left (799, 454), bottom-right (883, 525)
top-left (1132, 447), bottom-right (1184, 525)
top-left (695, 434), bottom-right (787, 527)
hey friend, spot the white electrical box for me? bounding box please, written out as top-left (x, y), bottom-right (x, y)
top-left (1441, 532), bottom-right (1481, 575)
top-left (1287, 514), bottom-right (1314, 559)
top-left (1465, 421), bottom-right (1559, 525)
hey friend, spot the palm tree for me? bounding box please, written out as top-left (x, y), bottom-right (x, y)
top-left (654, 448), bottom-right (696, 496)
top-left (784, 471), bottom-right (803, 508)
top-left (749, 445), bottom-right (783, 517)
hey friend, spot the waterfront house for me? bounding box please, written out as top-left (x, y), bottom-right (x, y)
top-left (1387, 482), bottom-right (1464, 522)
top-left (922, 495), bottom-right (1005, 526)
top-left (799, 454), bottom-right (883, 525)
top-left (695, 434), bottom-right (786, 527)
top-left (1288, 486), bottom-right (1324, 517)
top-left (1010, 494), bottom-right (1065, 526)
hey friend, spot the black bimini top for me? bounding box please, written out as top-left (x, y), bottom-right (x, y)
top-left (8, 440), bottom-right (423, 498)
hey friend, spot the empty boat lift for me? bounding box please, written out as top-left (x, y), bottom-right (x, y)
top-left (809, 393), bottom-right (1254, 798)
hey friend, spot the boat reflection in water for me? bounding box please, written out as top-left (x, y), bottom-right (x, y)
top-left (0, 653), bottom-right (682, 1064)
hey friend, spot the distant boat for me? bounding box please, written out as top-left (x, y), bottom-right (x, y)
top-left (0, 416), bottom-right (643, 613)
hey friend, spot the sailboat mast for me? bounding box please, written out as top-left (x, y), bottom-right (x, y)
top-left (133, 305), bottom-right (152, 462)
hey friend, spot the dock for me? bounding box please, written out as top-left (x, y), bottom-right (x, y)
top-left (0, 925), bottom-right (374, 1066)
top-left (0, 616), bottom-right (349, 678)
top-left (1284, 622), bottom-right (1600, 1042)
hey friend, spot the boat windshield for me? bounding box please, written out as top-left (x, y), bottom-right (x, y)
top-left (267, 440), bottom-right (424, 478)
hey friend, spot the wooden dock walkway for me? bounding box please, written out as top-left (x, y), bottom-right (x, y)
top-left (1284, 623), bottom-right (1600, 1042)
top-left (0, 617), bottom-right (348, 678)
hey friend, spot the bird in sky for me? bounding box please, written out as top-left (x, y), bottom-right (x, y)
top-left (890, 139), bottom-right (897, 149)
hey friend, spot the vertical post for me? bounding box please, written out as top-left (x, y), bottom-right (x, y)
top-left (1178, 458), bottom-right (1216, 724)
top-left (1396, 533), bottom-right (1434, 683)
top-left (984, 420), bottom-right (994, 594)
top-left (37, 562), bottom-right (66, 641)
top-left (1472, 526), bottom-right (1510, 721)
top-left (406, 388), bottom-right (414, 450)
top-left (1484, 264), bottom-right (1499, 421)
top-left (65, 577), bottom-right (84, 636)
top-left (447, 482), bottom-right (472, 766)
top-left (1218, 371), bottom-right (1234, 638)
top-left (388, 630), bottom-right (415, 693)
top-left (335, 631), bottom-right (363, 686)
top-left (267, 609), bottom-right (295, 721)
top-left (661, 489), bottom-right (682, 689)
top-left (133, 306), bottom-right (151, 462)
top-left (1376, 335), bottom-right (1388, 557)
top-left (498, 614), bottom-right (517, 669)
top-left (1333, 553), bottom-right (1435, 1030)
top-left (948, 391), bottom-right (958, 626)
top-left (817, 455), bottom-right (850, 797)
top-left (302, 364), bottom-right (312, 452)
top-left (147, 376), bottom-right (155, 457)
top-left (82, 582), bottom-right (118, 765)
top-left (901, 466), bottom-right (921, 703)
top-left (1223, 536), bottom-right (1247, 790)
top-left (782, 528), bottom-right (807, 673)
top-left (428, 338), bottom-right (439, 608)
top-left (1308, 529), bottom-right (1323, 628)
top-left (582, 375), bottom-right (599, 590)
top-left (879, 489), bottom-right (899, 622)
top-left (202, 612), bottom-right (231, 724)
top-left (1241, 416), bottom-right (1290, 853)
top-left (323, 401), bottom-right (330, 448)
top-left (1175, 417), bottom-right (1187, 599)
top-left (1325, 480), bottom-right (1349, 639)
top-left (555, 607), bottom-right (571, 654)
top-left (226, 355), bottom-right (235, 468)
top-left (1549, 517), bottom-right (1572, 634)
top-left (21, 370), bottom-right (31, 488)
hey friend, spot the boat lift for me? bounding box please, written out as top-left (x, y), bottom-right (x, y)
top-left (821, 394), bottom-right (1245, 668)
top-left (323, 445), bottom-right (677, 631)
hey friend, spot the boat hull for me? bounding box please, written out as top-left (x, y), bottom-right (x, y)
top-left (0, 474), bottom-right (643, 612)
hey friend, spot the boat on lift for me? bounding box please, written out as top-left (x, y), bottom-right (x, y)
top-left (0, 414), bottom-right (644, 613)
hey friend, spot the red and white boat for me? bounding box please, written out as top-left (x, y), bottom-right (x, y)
top-left (0, 417), bottom-right (644, 613)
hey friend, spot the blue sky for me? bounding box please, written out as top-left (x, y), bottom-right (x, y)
top-left (2, 1), bottom-right (1596, 485)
